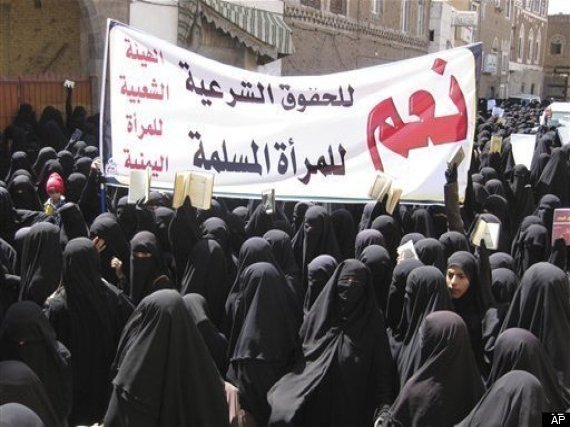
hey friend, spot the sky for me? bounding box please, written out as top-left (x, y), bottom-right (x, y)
top-left (548, 0), bottom-right (570, 14)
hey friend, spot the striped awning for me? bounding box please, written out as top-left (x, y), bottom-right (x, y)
top-left (178, 0), bottom-right (294, 61)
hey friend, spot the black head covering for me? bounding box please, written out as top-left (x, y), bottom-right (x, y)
top-left (56, 150), bottom-right (74, 179)
top-left (385, 258), bottom-right (424, 333)
top-left (5, 151), bottom-right (35, 183)
top-left (18, 223), bottom-right (61, 306)
top-left (535, 194), bottom-right (561, 237)
top-left (489, 251), bottom-right (515, 271)
top-left (0, 402), bottom-right (45, 427)
top-left (0, 361), bottom-right (58, 427)
top-left (331, 208), bottom-right (356, 260)
top-left (74, 157), bottom-right (92, 177)
top-left (59, 202), bottom-right (88, 247)
top-left (227, 262), bottom-right (301, 425)
top-left (129, 231), bottom-right (171, 305)
top-left (245, 203), bottom-right (275, 238)
top-left (304, 254), bottom-right (338, 315)
top-left (0, 302), bottom-right (71, 424)
top-left (83, 146), bottom-right (99, 160)
top-left (395, 266), bottom-right (453, 387)
top-left (457, 370), bottom-right (544, 427)
top-left (480, 166), bottom-right (498, 182)
top-left (514, 223), bottom-right (549, 277)
top-left (202, 216), bottom-right (237, 282)
top-left (399, 232), bottom-right (425, 246)
top-left (371, 215), bottom-right (402, 260)
top-left (491, 267), bottom-right (519, 305)
top-left (358, 244), bottom-right (393, 315)
top-left (64, 172), bottom-right (86, 203)
top-left (488, 328), bottom-right (570, 411)
top-left (530, 152), bottom-right (551, 187)
top-left (358, 201), bottom-right (386, 231)
top-left (7, 175), bottom-right (41, 211)
top-left (40, 121), bottom-right (67, 152)
top-left (183, 293), bottom-right (228, 375)
top-left (501, 262), bottom-right (570, 388)
top-left (180, 239), bottom-right (228, 328)
top-left (414, 238), bottom-right (446, 272)
top-left (89, 213), bottom-right (131, 285)
top-left (263, 229), bottom-right (300, 281)
top-left (471, 173), bottom-right (484, 184)
top-left (354, 229), bottom-right (385, 258)
top-left (410, 208), bottom-right (435, 238)
top-left (536, 147), bottom-right (570, 205)
top-left (106, 290), bottom-right (229, 427)
top-left (36, 160), bottom-right (63, 201)
top-left (439, 231), bottom-right (470, 261)
top-left (0, 188), bottom-right (17, 245)
top-left (484, 178), bottom-right (506, 197)
top-left (153, 206), bottom-right (175, 252)
top-left (32, 147), bottom-right (57, 177)
top-left (386, 311), bottom-right (484, 426)
top-left (510, 214), bottom-right (544, 257)
top-left (268, 259), bottom-right (394, 427)
top-left (167, 197), bottom-right (200, 280)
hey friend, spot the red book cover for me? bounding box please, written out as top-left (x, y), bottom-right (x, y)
top-left (552, 208), bottom-right (570, 246)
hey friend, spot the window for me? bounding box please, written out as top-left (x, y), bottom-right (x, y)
top-left (417, 0), bottom-right (425, 36)
top-left (329, 0), bottom-right (347, 15)
top-left (371, 0), bottom-right (383, 15)
top-left (301, 0), bottom-right (321, 8)
top-left (492, 37), bottom-right (499, 52)
top-left (501, 52), bottom-right (509, 74)
top-left (551, 42), bottom-right (562, 55)
top-left (532, 0), bottom-right (540, 13)
top-left (528, 29), bottom-right (534, 64)
top-left (535, 29), bottom-right (541, 63)
top-left (518, 24), bottom-right (525, 61)
top-left (521, 83), bottom-right (525, 93)
top-left (402, 0), bottom-right (411, 32)
top-left (531, 83), bottom-right (535, 94)
top-left (505, 0), bottom-right (511, 18)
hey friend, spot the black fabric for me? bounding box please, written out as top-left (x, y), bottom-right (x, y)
top-left (201, 217), bottom-right (238, 284)
top-left (59, 202), bottom-right (88, 248)
top-left (245, 203), bottom-right (275, 238)
top-left (491, 267), bottom-right (519, 305)
top-left (0, 188), bottom-right (18, 245)
top-left (439, 231), bottom-right (470, 261)
top-left (105, 290), bottom-right (229, 427)
top-left (0, 361), bottom-right (59, 427)
top-left (44, 238), bottom-right (117, 425)
top-left (18, 223), bottom-right (61, 306)
top-left (535, 194), bottom-right (561, 237)
top-left (510, 214), bottom-right (544, 258)
top-left (488, 328), bottom-right (570, 411)
top-left (7, 175), bottom-right (41, 211)
top-left (509, 164), bottom-right (536, 234)
top-left (371, 215), bottom-right (402, 261)
top-left (0, 302), bottom-right (71, 424)
top-left (32, 148), bottom-right (57, 178)
top-left (385, 258), bottom-right (424, 335)
top-left (501, 262), bottom-right (570, 389)
top-left (331, 209), bottom-right (356, 261)
top-left (180, 239), bottom-right (228, 329)
top-left (358, 201), bottom-right (386, 231)
top-left (484, 179), bottom-right (506, 198)
top-left (410, 208), bottom-right (435, 238)
top-left (457, 370), bottom-right (544, 427)
top-left (227, 262), bottom-right (301, 425)
top-left (536, 147), bottom-right (570, 205)
top-left (64, 172), bottom-right (86, 204)
top-left (0, 402), bottom-right (45, 427)
top-left (56, 150), bottom-right (74, 179)
top-left (358, 244), bottom-right (393, 316)
top-left (394, 266), bottom-right (453, 388)
top-left (36, 159), bottom-right (63, 202)
top-left (303, 254), bottom-right (337, 316)
top-left (183, 293), bottom-right (228, 375)
top-left (354, 229), bottom-right (385, 259)
top-left (129, 231), bottom-right (172, 305)
top-left (414, 238), bottom-right (445, 272)
top-left (268, 259), bottom-right (395, 427)
top-left (489, 251), bottom-right (515, 271)
top-left (89, 213), bottom-right (131, 286)
top-left (513, 223), bottom-right (549, 277)
top-left (263, 229), bottom-right (303, 303)
top-left (0, 238), bottom-right (17, 275)
top-left (292, 201), bottom-right (311, 234)
top-left (399, 232), bottom-right (425, 246)
top-left (385, 311), bottom-right (484, 427)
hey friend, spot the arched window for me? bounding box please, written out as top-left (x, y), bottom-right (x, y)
top-left (550, 35), bottom-right (565, 55)
top-left (518, 24), bottom-right (525, 61)
top-left (528, 28), bottom-right (534, 64)
top-left (492, 37), bottom-right (499, 52)
top-left (534, 29), bottom-right (541, 63)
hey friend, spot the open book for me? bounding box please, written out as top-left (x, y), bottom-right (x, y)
top-left (490, 135), bottom-right (503, 154)
top-left (470, 217), bottom-right (500, 250)
top-left (172, 171), bottom-right (214, 210)
top-left (127, 168), bottom-right (151, 204)
top-left (261, 189), bottom-right (275, 214)
top-left (397, 240), bottom-right (418, 261)
top-left (385, 185), bottom-right (403, 215)
top-left (447, 145), bottom-right (465, 169)
top-left (368, 173), bottom-right (402, 215)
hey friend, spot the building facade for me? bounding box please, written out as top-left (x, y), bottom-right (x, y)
top-left (543, 13), bottom-right (570, 101)
top-left (281, 0), bottom-right (431, 76)
top-left (508, 0), bottom-right (548, 98)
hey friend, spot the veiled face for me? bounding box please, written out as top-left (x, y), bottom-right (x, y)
top-left (446, 266), bottom-right (470, 299)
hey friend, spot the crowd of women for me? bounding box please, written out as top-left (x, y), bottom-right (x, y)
top-left (0, 97), bottom-right (569, 427)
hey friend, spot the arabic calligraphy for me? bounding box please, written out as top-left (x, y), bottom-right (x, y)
top-left (126, 113), bottom-right (163, 140)
top-left (119, 75), bottom-right (170, 104)
top-left (125, 37), bottom-right (164, 67)
top-left (178, 61), bottom-right (355, 111)
top-left (366, 58), bottom-right (468, 171)
top-left (123, 148), bottom-right (169, 178)
top-left (189, 131), bottom-right (345, 185)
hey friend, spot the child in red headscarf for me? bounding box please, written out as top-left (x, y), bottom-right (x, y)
top-left (44, 172), bottom-right (66, 225)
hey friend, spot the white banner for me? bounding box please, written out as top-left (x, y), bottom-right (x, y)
top-left (510, 134), bottom-right (536, 169)
top-left (101, 21), bottom-right (478, 203)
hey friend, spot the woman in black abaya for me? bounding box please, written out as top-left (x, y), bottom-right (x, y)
top-left (105, 290), bottom-right (229, 427)
top-left (202, 217), bottom-right (238, 283)
top-left (330, 208), bottom-right (356, 260)
top-left (354, 229), bottom-right (385, 259)
top-left (371, 215), bottom-right (402, 261)
top-left (382, 311), bottom-right (484, 427)
top-left (0, 403), bottom-right (45, 427)
top-left (500, 262), bottom-right (570, 389)
top-left (0, 302), bottom-right (72, 425)
top-left (263, 229), bottom-right (303, 302)
top-left (488, 328), bottom-right (570, 411)
top-left (18, 223), bottom-right (62, 306)
top-left (358, 245), bottom-right (393, 317)
top-left (227, 262), bottom-right (301, 426)
top-left (512, 223), bottom-right (550, 277)
top-left (7, 175), bottom-right (42, 211)
top-left (268, 259), bottom-right (395, 427)
top-left (44, 238), bottom-right (117, 425)
top-left (303, 254), bottom-right (337, 315)
top-left (457, 371), bottom-right (544, 427)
